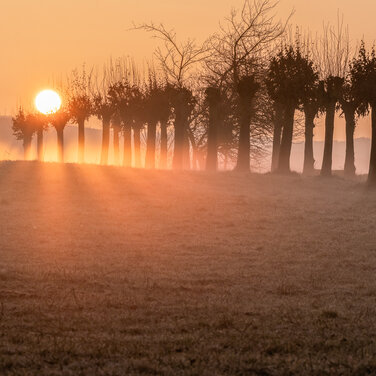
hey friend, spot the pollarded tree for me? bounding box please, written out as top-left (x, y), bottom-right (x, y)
top-left (158, 85), bottom-right (173, 169)
top-left (205, 87), bottom-right (222, 171)
top-left (339, 78), bottom-right (362, 176)
top-left (12, 108), bottom-right (33, 160)
top-left (301, 80), bottom-right (323, 175)
top-left (235, 75), bottom-right (260, 171)
top-left (48, 108), bottom-right (70, 163)
top-left (266, 46), bottom-right (318, 173)
top-left (107, 81), bottom-right (134, 167)
top-left (314, 18), bottom-right (351, 177)
top-left (92, 72), bottom-right (115, 165)
top-left (320, 76), bottom-right (344, 176)
top-left (168, 86), bottom-right (196, 170)
top-left (28, 113), bottom-right (49, 162)
top-left (350, 42), bottom-right (376, 185)
top-left (68, 67), bottom-right (93, 163)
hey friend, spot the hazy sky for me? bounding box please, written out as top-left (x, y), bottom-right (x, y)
top-left (1, 0), bottom-right (375, 138)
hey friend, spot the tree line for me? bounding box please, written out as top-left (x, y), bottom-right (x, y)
top-left (11, 0), bottom-right (376, 185)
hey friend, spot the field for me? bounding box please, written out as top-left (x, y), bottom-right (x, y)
top-left (1, 161), bottom-right (376, 375)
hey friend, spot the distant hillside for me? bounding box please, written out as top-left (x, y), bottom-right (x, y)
top-left (0, 115), bottom-right (371, 174)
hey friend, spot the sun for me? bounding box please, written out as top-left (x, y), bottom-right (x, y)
top-left (35, 90), bottom-right (62, 115)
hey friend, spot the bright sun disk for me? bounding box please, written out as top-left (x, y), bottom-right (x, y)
top-left (35, 90), bottom-right (61, 115)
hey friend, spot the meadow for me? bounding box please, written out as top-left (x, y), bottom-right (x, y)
top-left (1, 161), bottom-right (376, 375)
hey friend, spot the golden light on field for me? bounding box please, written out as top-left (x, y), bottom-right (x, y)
top-left (35, 90), bottom-right (62, 115)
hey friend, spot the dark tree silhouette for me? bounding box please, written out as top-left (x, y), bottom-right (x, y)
top-left (339, 79), bottom-right (361, 176)
top-left (68, 68), bottom-right (93, 163)
top-left (313, 18), bottom-right (350, 177)
top-left (270, 102), bottom-right (284, 172)
top-left (235, 76), bottom-right (260, 172)
top-left (266, 46), bottom-right (317, 173)
top-left (12, 108), bottom-right (33, 160)
top-left (111, 111), bottom-right (122, 165)
top-left (68, 95), bottom-right (92, 164)
top-left (350, 42), bottom-right (376, 185)
top-left (49, 109), bottom-right (70, 163)
top-left (169, 87), bottom-right (196, 170)
top-left (28, 113), bottom-right (48, 162)
top-left (108, 82), bottom-right (135, 167)
top-left (92, 77), bottom-right (114, 165)
top-left (301, 80), bottom-right (323, 175)
top-left (320, 76), bottom-right (344, 176)
top-left (205, 87), bottom-right (222, 171)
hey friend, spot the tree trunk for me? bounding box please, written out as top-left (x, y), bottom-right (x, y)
top-left (78, 118), bottom-right (85, 164)
top-left (183, 130), bottom-right (191, 170)
top-left (160, 121), bottom-right (168, 169)
top-left (321, 104), bottom-right (336, 177)
top-left (277, 106), bottom-right (295, 173)
top-left (368, 105), bottom-right (376, 186)
top-left (235, 100), bottom-right (252, 172)
top-left (303, 109), bottom-right (315, 175)
top-left (37, 129), bottom-right (44, 162)
top-left (344, 109), bottom-right (356, 177)
top-left (133, 126), bottom-right (142, 168)
top-left (56, 128), bottom-right (64, 163)
top-left (206, 104), bottom-right (220, 172)
top-left (145, 121), bottom-right (157, 169)
top-left (123, 125), bottom-right (132, 167)
top-left (113, 124), bottom-right (120, 165)
top-left (23, 134), bottom-right (32, 161)
top-left (172, 116), bottom-right (185, 170)
top-left (271, 103), bottom-right (283, 172)
top-left (100, 117), bottom-right (110, 165)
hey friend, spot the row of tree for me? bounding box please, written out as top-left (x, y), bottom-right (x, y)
top-left (11, 0), bottom-right (376, 185)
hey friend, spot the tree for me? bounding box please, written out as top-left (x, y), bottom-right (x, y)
top-left (339, 78), bottom-right (361, 176)
top-left (266, 46), bottom-right (317, 173)
top-left (314, 18), bottom-right (351, 177)
top-left (48, 108), bottom-right (70, 163)
top-left (12, 108), bottom-right (33, 160)
top-left (205, 0), bottom-right (291, 172)
top-left (168, 86), bottom-right (196, 170)
top-left (301, 79), bottom-right (323, 175)
top-left (28, 113), bottom-right (48, 162)
top-left (235, 76), bottom-right (260, 171)
top-left (92, 72), bottom-right (115, 165)
top-left (350, 42), bottom-right (376, 185)
top-left (68, 67), bottom-right (93, 163)
top-left (205, 87), bottom-right (222, 171)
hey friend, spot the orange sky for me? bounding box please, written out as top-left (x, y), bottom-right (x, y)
top-left (1, 0), bottom-right (375, 139)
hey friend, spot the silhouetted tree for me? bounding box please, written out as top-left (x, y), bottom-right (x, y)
top-left (68, 68), bottom-right (93, 163)
top-left (301, 80), bottom-right (323, 175)
top-left (111, 111), bottom-right (122, 165)
top-left (92, 74), bottom-right (115, 165)
top-left (339, 78), bottom-right (361, 176)
top-left (235, 76), bottom-right (260, 171)
top-left (169, 87), bottom-right (196, 170)
top-left (49, 109), bottom-right (70, 163)
top-left (350, 42), bottom-right (376, 185)
top-left (319, 76), bottom-right (343, 176)
top-left (314, 18), bottom-right (350, 177)
top-left (205, 87), bottom-right (222, 171)
top-left (28, 113), bottom-right (48, 162)
top-left (12, 108), bottom-right (33, 160)
top-left (107, 82), bottom-right (134, 167)
top-left (266, 46), bottom-right (317, 173)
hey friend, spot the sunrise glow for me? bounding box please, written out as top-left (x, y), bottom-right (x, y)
top-left (35, 90), bottom-right (61, 115)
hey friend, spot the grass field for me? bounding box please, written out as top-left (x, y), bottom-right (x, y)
top-left (1, 161), bottom-right (376, 375)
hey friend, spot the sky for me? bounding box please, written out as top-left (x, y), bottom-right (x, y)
top-left (1, 0), bottom-right (376, 139)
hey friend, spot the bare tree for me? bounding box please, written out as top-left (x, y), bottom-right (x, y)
top-left (67, 66), bottom-right (93, 164)
top-left (314, 15), bottom-right (352, 177)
